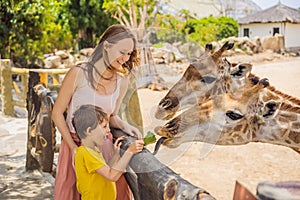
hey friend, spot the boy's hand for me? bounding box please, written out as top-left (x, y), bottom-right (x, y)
top-left (114, 136), bottom-right (125, 153)
top-left (127, 140), bottom-right (144, 154)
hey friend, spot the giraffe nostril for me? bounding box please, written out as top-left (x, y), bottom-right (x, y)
top-left (166, 121), bottom-right (174, 129)
top-left (160, 99), bottom-right (170, 108)
top-left (160, 97), bottom-right (179, 110)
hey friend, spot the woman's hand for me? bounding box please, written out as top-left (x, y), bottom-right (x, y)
top-left (71, 145), bottom-right (78, 170)
top-left (109, 115), bottom-right (143, 139)
top-left (123, 125), bottom-right (143, 139)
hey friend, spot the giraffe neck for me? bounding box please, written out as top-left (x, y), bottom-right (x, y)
top-left (254, 88), bottom-right (300, 151)
top-left (268, 85), bottom-right (300, 108)
top-left (217, 84), bottom-right (300, 151)
top-left (250, 73), bottom-right (300, 107)
top-left (216, 110), bottom-right (300, 152)
top-left (252, 111), bottom-right (300, 151)
top-left (240, 74), bottom-right (300, 151)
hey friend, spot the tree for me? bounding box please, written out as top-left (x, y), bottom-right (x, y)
top-left (61, 0), bottom-right (117, 49)
top-left (0, 0), bottom-right (117, 66)
top-left (215, 16), bottom-right (238, 40)
top-left (0, 0), bottom-right (73, 67)
top-left (0, 0), bottom-right (45, 65)
top-left (103, 0), bottom-right (157, 41)
top-left (153, 13), bottom-right (185, 44)
top-left (183, 16), bottom-right (238, 46)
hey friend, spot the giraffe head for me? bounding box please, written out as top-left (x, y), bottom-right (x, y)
top-left (155, 42), bottom-right (252, 120)
top-left (154, 77), bottom-right (282, 149)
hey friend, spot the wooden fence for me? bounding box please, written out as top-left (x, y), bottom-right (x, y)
top-left (0, 59), bottom-right (69, 116)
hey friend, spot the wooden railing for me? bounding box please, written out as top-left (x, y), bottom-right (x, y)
top-left (0, 59), bottom-right (69, 116)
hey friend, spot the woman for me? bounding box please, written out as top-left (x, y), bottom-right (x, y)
top-left (52, 24), bottom-right (142, 200)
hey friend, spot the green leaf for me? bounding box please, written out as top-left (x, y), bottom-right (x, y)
top-left (143, 131), bottom-right (156, 146)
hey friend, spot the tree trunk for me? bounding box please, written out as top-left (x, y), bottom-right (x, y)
top-left (112, 129), bottom-right (216, 200)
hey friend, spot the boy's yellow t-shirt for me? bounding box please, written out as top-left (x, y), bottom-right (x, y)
top-left (75, 146), bottom-right (116, 200)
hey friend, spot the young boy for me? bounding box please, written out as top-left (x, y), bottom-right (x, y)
top-left (72, 104), bottom-right (144, 200)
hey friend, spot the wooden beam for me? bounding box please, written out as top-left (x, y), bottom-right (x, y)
top-left (112, 129), bottom-right (216, 200)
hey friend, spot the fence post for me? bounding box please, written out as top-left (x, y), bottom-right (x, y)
top-left (1, 59), bottom-right (14, 116)
top-left (21, 73), bottom-right (28, 102)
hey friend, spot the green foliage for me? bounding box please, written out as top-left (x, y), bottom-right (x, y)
top-left (149, 12), bottom-right (238, 47)
top-left (0, 0), bottom-right (116, 67)
top-left (0, 1), bottom-right (14, 59)
top-left (183, 16), bottom-right (238, 45)
top-left (0, 0), bottom-right (238, 67)
top-left (41, 1), bottom-right (73, 51)
top-left (143, 131), bottom-right (156, 146)
top-left (1, 0), bottom-right (45, 64)
top-left (216, 16), bottom-right (238, 39)
top-left (152, 13), bottom-right (186, 44)
top-left (0, 0), bottom-right (74, 66)
top-left (60, 0), bottom-right (117, 48)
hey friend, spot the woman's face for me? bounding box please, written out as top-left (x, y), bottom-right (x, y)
top-left (105, 38), bottom-right (134, 70)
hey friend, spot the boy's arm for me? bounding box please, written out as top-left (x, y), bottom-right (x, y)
top-left (96, 139), bottom-right (144, 182)
top-left (96, 151), bottom-right (133, 182)
top-left (107, 149), bottom-right (121, 166)
top-left (107, 136), bottom-right (124, 166)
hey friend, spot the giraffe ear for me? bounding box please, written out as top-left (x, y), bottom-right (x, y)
top-left (230, 63), bottom-right (252, 78)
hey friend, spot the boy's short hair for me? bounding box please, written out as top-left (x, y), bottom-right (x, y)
top-left (72, 105), bottom-right (108, 139)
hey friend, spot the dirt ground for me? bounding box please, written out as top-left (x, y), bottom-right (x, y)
top-left (0, 52), bottom-right (300, 199)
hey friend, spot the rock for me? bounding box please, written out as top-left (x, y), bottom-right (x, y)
top-left (55, 50), bottom-right (69, 59)
top-left (44, 55), bottom-right (62, 69)
top-left (80, 48), bottom-right (94, 56)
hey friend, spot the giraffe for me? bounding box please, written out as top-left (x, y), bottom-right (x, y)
top-left (154, 76), bottom-right (300, 154)
top-left (155, 41), bottom-right (252, 120)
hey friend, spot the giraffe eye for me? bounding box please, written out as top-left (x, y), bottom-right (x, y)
top-left (226, 111), bottom-right (244, 120)
top-left (201, 75), bottom-right (216, 83)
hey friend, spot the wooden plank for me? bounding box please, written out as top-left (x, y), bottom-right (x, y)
top-left (112, 129), bottom-right (216, 200)
top-left (10, 67), bottom-right (69, 75)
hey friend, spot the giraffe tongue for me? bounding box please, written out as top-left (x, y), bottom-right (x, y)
top-left (152, 137), bottom-right (167, 155)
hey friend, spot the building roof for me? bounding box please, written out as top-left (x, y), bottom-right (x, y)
top-left (238, 2), bottom-right (300, 24)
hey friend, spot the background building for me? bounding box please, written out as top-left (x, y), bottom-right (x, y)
top-left (238, 3), bottom-right (300, 48)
